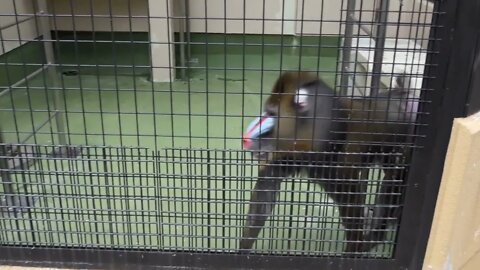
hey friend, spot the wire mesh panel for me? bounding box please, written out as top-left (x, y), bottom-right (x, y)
top-left (0, 145), bottom-right (403, 256)
top-left (0, 0), bottom-right (450, 268)
top-left (1, 145), bottom-right (158, 248)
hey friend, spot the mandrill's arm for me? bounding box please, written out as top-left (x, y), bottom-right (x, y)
top-left (239, 161), bottom-right (295, 252)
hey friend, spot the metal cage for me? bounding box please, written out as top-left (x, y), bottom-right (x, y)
top-left (0, 0), bottom-right (478, 269)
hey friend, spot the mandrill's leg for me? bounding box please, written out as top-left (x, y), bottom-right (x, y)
top-left (362, 154), bottom-right (408, 252)
top-left (324, 138), bottom-right (368, 255)
top-left (239, 162), bottom-right (295, 252)
top-left (309, 164), bottom-right (367, 255)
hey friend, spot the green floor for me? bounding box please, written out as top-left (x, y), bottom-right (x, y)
top-left (1, 33), bottom-right (341, 150)
top-left (0, 34), bottom-right (395, 257)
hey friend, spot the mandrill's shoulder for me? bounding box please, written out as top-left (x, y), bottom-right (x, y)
top-left (271, 71), bottom-right (332, 96)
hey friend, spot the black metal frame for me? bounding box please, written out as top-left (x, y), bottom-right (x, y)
top-left (2, 0), bottom-right (480, 269)
top-left (398, 0), bottom-right (480, 269)
top-left (0, 246), bottom-right (398, 270)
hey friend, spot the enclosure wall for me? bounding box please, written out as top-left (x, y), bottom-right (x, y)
top-left (0, 0), bottom-right (37, 54)
top-left (47, 0), bottom-right (433, 42)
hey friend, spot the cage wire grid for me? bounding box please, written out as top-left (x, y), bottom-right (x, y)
top-left (0, 0), bottom-right (438, 260)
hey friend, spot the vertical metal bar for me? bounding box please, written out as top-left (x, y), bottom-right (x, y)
top-left (466, 36), bottom-right (480, 115)
top-left (0, 128), bottom-right (15, 201)
top-left (182, 0), bottom-right (192, 148)
top-left (178, 0), bottom-right (186, 80)
top-left (370, 0), bottom-right (390, 96)
top-left (35, 0), bottom-right (67, 145)
top-left (107, 0), bottom-right (124, 147)
top-left (203, 0), bottom-right (210, 150)
top-left (340, 0), bottom-right (357, 96)
top-left (185, 0), bottom-right (191, 62)
top-left (11, 0), bottom-right (39, 145)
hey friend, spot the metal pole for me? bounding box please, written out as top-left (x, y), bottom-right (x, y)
top-left (178, 0), bottom-right (187, 80)
top-left (370, 0), bottom-right (390, 96)
top-left (351, 14), bottom-right (373, 36)
top-left (36, 0), bottom-right (67, 145)
top-left (0, 128), bottom-right (15, 200)
top-left (340, 0), bottom-right (357, 96)
top-left (0, 66), bottom-right (48, 99)
top-left (185, 0), bottom-right (191, 63)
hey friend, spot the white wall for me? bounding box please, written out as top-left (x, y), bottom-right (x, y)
top-left (296, 0), bottom-right (433, 43)
top-left (410, 0), bottom-right (434, 48)
top-left (49, 0), bottom-right (149, 32)
top-left (47, 0), bottom-right (433, 43)
top-left (295, 0), bottom-right (342, 35)
top-left (0, 0), bottom-right (38, 54)
top-left (177, 0), bottom-right (296, 35)
top-left (49, 0), bottom-right (297, 35)
top-left (350, 0), bottom-right (434, 47)
top-left (0, 0), bottom-right (434, 57)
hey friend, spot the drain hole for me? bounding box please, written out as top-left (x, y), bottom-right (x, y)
top-left (62, 70), bottom-right (79, 76)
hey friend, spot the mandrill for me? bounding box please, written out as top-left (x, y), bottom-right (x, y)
top-left (240, 71), bottom-right (417, 254)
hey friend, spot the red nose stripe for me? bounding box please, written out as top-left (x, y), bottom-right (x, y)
top-left (242, 135), bottom-right (250, 149)
top-left (242, 115), bottom-right (268, 149)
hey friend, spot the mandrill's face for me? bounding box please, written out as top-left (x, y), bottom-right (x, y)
top-left (242, 112), bottom-right (276, 159)
top-left (241, 71), bottom-right (329, 160)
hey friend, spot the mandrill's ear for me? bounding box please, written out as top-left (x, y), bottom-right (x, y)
top-left (292, 79), bottom-right (318, 114)
top-left (293, 88), bottom-right (309, 113)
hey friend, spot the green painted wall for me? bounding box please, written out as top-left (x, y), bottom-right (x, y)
top-left (1, 31), bottom-right (340, 83)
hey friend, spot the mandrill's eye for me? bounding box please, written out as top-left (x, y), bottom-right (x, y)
top-left (265, 108), bottom-right (278, 117)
